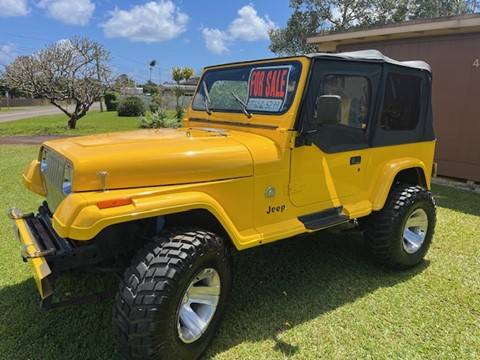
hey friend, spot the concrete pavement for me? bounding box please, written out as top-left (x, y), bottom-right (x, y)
top-left (0, 102), bottom-right (101, 123)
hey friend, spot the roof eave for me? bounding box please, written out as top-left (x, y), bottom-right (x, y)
top-left (306, 14), bottom-right (480, 50)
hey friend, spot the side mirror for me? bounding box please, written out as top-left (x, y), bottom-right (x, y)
top-left (315, 95), bottom-right (341, 126)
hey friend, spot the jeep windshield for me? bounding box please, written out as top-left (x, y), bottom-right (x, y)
top-left (192, 61), bottom-right (302, 115)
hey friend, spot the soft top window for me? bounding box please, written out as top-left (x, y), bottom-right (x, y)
top-left (380, 73), bottom-right (421, 131)
top-left (319, 74), bottom-right (370, 129)
top-left (192, 61), bottom-right (302, 114)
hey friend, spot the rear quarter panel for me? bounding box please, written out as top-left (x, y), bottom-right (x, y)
top-left (365, 141), bottom-right (435, 210)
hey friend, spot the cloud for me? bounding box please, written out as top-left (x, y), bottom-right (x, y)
top-left (202, 28), bottom-right (230, 55)
top-left (102, 1), bottom-right (188, 43)
top-left (203, 4), bottom-right (276, 55)
top-left (0, 0), bottom-right (29, 17)
top-left (37, 0), bottom-right (95, 26)
top-left (228, 5), bottom-right (276, 41)
top-left (0, 43), bottom-right (17, 65)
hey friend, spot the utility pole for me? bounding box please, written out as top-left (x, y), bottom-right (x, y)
top-left (95, 47), bottom-right (104, 112)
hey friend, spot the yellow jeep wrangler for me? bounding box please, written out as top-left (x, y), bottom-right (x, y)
top-left (9, 50), bottom-right (436, 360)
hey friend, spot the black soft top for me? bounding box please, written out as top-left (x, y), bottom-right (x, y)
top-left (205, 50), bottom-right (431, 73)
top-left (306, 50), bottom-right (431, 72)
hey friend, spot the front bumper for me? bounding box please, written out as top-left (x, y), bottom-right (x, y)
top-left (8, 203), bottom-right (82, 300)
top-left (9, 204), bottom-right (113, 308)
top-left (8, 208), bottom-right (54, 299)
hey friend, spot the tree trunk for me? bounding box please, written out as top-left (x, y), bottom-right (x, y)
top-left (66, 101), bottom-right (93, 129)
top-left (68, 115), bottom-right (78, 129)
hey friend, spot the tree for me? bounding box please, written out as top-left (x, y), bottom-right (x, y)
top-left (142, 80), bottom-right (159, 95)
top-left (0, 74), bottom-right (7, 97)
top-left (149, 59), bottom-right (157, 81)
top-left (171, 66), bottom-right (184, 84)
top-left (171, 66), bottom-right (195, 111)
top-left (4, 37), bottom-right (111, 129)
top-left (114, 73), bottom-right (135, 91)
top-left (270, 0), bottom-right (479, 55)
top-left (182, 67), bottom-right (194, 82)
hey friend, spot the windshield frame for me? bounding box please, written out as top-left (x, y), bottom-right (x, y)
top-left (191, 60), bottom-right (303, 116)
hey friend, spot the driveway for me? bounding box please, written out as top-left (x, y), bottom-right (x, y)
top-left (0, 102), bottom-right (101, 123)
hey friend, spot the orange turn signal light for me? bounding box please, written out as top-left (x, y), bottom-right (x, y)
top-left (97, 198), bottom-right (133, 209)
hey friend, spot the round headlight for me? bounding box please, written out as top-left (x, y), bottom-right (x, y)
top-left (62, 164), bottom-right (73, 195)
top-left (40, 149), bottom-right (48, 173)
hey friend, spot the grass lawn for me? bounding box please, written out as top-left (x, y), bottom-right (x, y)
top-left (0, 111), bottom-right (147, 136)
top-left (0, 144), bottom-right (479, 359)
top-left (0, 107), bottom-right (28, 112)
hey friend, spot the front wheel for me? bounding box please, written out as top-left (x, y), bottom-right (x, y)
top-left (364, 185), bottom-right (436, 269)
top-left (113, 228), bottom-right (231, 360)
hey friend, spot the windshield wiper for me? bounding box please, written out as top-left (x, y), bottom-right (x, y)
top-left (230, 91), bottom-right (252, 118)
top-left (202, 82), bottom-right (212, 115)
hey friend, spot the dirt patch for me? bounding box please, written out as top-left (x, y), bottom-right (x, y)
top-left (0, 135), bottom-right (74, 145)
top-left (432, 176), bottom-right (480, 193)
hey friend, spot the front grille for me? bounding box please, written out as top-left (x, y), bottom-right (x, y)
top-left (43, 150), bottom-right (67, 211)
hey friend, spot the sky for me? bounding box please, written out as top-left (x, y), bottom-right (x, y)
top-left (0, 0), bottom-right (292, 84)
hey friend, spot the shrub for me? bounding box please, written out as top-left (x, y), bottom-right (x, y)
top-left (104, 92), bottom-right (118, 111)
top-left (149, 92), bottom-right (163, 113)
top-left (175, 107), bottom-right (184, 121)
top-left (117, 96), bottom-right (145, 117)
top-left (139, 110), bottom-right (181, 129)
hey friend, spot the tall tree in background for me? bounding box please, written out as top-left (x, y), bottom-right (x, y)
top-left (142, 80), bottom-right (159, 95)
top-left (171, 66), bottom-right (194, 111)
top-left (149, 60), bottom-right (157, 81)
top-left (4, 37), bottom-right (111, 129)
top-left (270, 0), bottom-right (479, 55)
top-left (114, 73), bottom-right (135, 91)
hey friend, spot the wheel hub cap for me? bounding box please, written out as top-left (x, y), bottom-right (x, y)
top-left (403, 208), bottom-right (428, 254)
top-left (177, 268), bottom-right (221, 343)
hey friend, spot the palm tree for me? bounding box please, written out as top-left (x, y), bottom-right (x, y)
top-left (149, 60), bottom-right (157, 81)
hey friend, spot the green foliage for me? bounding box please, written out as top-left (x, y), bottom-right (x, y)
top-left (149, 92), bottom-right (163, 112)
top-left (149, 60), bottom-right (157, 82)
top-left (171, 66), bottom-right (195, 110)
top-left (104, 92), bottom-right (118, 111)
top-left (139, 110), bottom-right (181, 129)
top-left (270, 0), bottom-right (480, 55)
top-left (113, 74), bottom-right (135, 91)
top-left (182, 67), bottom-right (194, 81)
top-left (117, 96), bottom-right (146, 117)
top-left (175, 107), bottom-right (184, 121)
top-left (171, 66), bottom-right (184, 84)
top-left (0, 75), bottom-right (9, 97)
top-left (209, 80), bottom-right (248, 110)
top-left (142, 80), bottom-right (159, 95)
top-left (269, 9), bottom-right (324, 55)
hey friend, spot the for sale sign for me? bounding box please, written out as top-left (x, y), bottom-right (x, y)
top-left (247, 65), bottom-right (291, 112)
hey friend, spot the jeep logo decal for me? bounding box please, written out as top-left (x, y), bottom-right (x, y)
top-left (266, 205), bottom-right (286, 214)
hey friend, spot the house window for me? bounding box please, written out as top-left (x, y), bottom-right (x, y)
top-left (380, 73), bottom-right (421, 131)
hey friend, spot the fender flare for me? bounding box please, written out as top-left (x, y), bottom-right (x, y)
top-left (52, 190), bottom-right (254, 249)
top-left (371, 157), bottom-right (429, 211)
top-left (23, 160), bottom-right (46, 197)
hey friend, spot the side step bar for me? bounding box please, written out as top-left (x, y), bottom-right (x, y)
top-left (298, 206), bottom-right (349, 230)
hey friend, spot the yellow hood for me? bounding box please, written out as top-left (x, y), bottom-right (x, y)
top-left (43, 127), bottom-right (254, 192)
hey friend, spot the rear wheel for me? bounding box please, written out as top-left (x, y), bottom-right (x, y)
top-left (113, 228), bottom-right (231, 360)
top-left (364, 185), bottom-right (436, 269)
